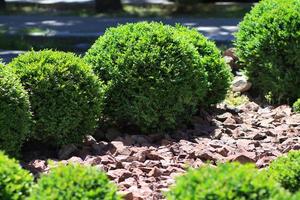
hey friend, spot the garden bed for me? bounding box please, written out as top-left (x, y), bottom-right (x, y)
top-left (1, 0), bottom-right (299, 198)
top-left (23, 100), bottom-right (300, 199)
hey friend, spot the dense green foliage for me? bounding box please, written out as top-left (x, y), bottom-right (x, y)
top-left (290, 192), bottom-right (300, 200)
top-left (293, 99), bottom-right (300, 113)
top-left (167, 162), bottom-right (286, 200)
top-left (0, 64), bottom-right (31, 156)
top-left (9, 50), bottom-right (105, 145)
top-left (0, 151), bottom-right (33, 200)
top-left (271, 191), bottom-right (300, 200)
top-left (269, 151), bottom-right (300, 193)
top-left (28, 164), bottom-right (121, 200)
top-left (235, 0), bottom-right (300, 103)
top-left (85, 22), bottom-right (208, 132)
top-left (174, 25), bottom-right (232, 106)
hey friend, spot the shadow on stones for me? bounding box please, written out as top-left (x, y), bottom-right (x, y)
top-left (20, 106), bottom-right (221, 162)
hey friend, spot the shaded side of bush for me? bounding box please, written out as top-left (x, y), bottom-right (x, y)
top-left (0, 64), bottom-right (31, 156)
top-left (174, 25), bottom-right (232, 106)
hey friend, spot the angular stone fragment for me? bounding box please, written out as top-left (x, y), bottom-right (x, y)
top-left (232, 76), bottom-right (252, 93)
top-left (229, 153), bottom-right (256, 164)
top-left (68, 156), bottom-right (83, 164)
top-left (107, 169), bottom-right (132, 183)
top-left (148, 167), bottom-right (162, 178)
top-left (252, 132), bottom-right (267, 140)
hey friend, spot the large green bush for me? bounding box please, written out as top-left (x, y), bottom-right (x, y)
top-left (0, 151), bottom-right (33, 200)
top-left (269, 150), bottom-right (300, 193)
top-left (167, 162), bottom-right (287, 200)
top-left (9, 50), bottom-right (105, 145)
top-left (235, 0), bottom-right (300, 103)
top-left (0, 64), bottom-right (31, 156)
top-left (174, 25), bottom-right (232, 106)
top-left (28, 164), bottom-right (121, 200)
top-left (293, 99), bottom-right (300, 113)
top-left (85, 22), bottom-right (208, 132)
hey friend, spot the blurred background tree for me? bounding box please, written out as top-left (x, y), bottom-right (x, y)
top-left (170, 0), bottom-right (259, 12)
top-left (95, 0), bottom-right (122, 12)
top-left (0, 0), bottom-right (258, 55)
top-left (0, 0), bottom-right (6, 9)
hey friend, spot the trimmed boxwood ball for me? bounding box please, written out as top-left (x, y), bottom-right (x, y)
top-left (271, 191), bottom-right (300, 200)
top-left (0, 151), bottom-right (33, 200)
top-left (293, 99), bottom-right (300, 113)
top-left (9, 50), bottom-right (105, 145)
top-left (28, 164), bottom-right (121, 200)
top-left (291, 192), bottom-right (300, 200)
top-left (85, 22), bottom-right (208, 132)
top-left (235, 0), bottom-right (300, 104)
top-left (0, 64), bottom-right (31, 156)
top-left (167, 162), bottom-right (287, 200)
top-left (173, 25), bottom-right (232, 106)
top-left (268, 150), bottom-right (300, 193)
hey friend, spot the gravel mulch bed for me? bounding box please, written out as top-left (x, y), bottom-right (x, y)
top-left (23, 101), bottom-right (300, 200)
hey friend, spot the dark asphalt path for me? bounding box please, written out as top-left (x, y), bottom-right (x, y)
top-left (6, 0), bottom-right (173, 5)
top-left (0, 15), bottom-right (240, 63)
top-left (0, 15), bottom-right (240, 40)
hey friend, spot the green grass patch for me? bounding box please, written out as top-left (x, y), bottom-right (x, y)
top-left (224, 91), bottom-right (249, 107)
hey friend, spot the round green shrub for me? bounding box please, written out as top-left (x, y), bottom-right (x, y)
top-left (0, 64), bottom-right (31, 156)
top-left (28, 164), bottom-right (121, 200)
top-left (269, 150), bottom-right (300, 193)
top-left (173, 25), bottom-right (232, 106)
top-left (85, 22), bottom-right (208, 132)
top-left (0, 151), bottom-right (33, 200)
top-left (271, 191), bottom-right (299, 200)
top-left (291, 192), bottom-right (300, 200)
top-left (293, 99), bottom-right (300, 113)
top-left (235, 0), bottom-right (300, 103)
top-left (167, 162), bottom-right (287, 200)
top-left (9, 50), bottom-right (105, 145)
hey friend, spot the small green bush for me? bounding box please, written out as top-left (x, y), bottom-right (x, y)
top-left (291, 192), bottom-right (300, 200)
top-left (269, 150), bottom-right (300, 193)
top-left (85, 22), bottom-right (208, 132)
top-left (9, 50), bottom-right (105, 145)
top-left (0, 64), bottom-right (31, 156)
top-left (224, 91), bottom-right (249, 107)
top-left (174, 25), bottom-right (232, 106)
top-left (235, 0), bottom-right (300, 103)
top-left (28, 164), bottom-right (121, 200)
top-left (271, 191), bottom-right (300, 200)
top-left (0, 151), bottom-right (33, 200)
top-left (293, 99), bottom-right (300, 113)
top-left (167, 162), bottom-right (286, 200)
